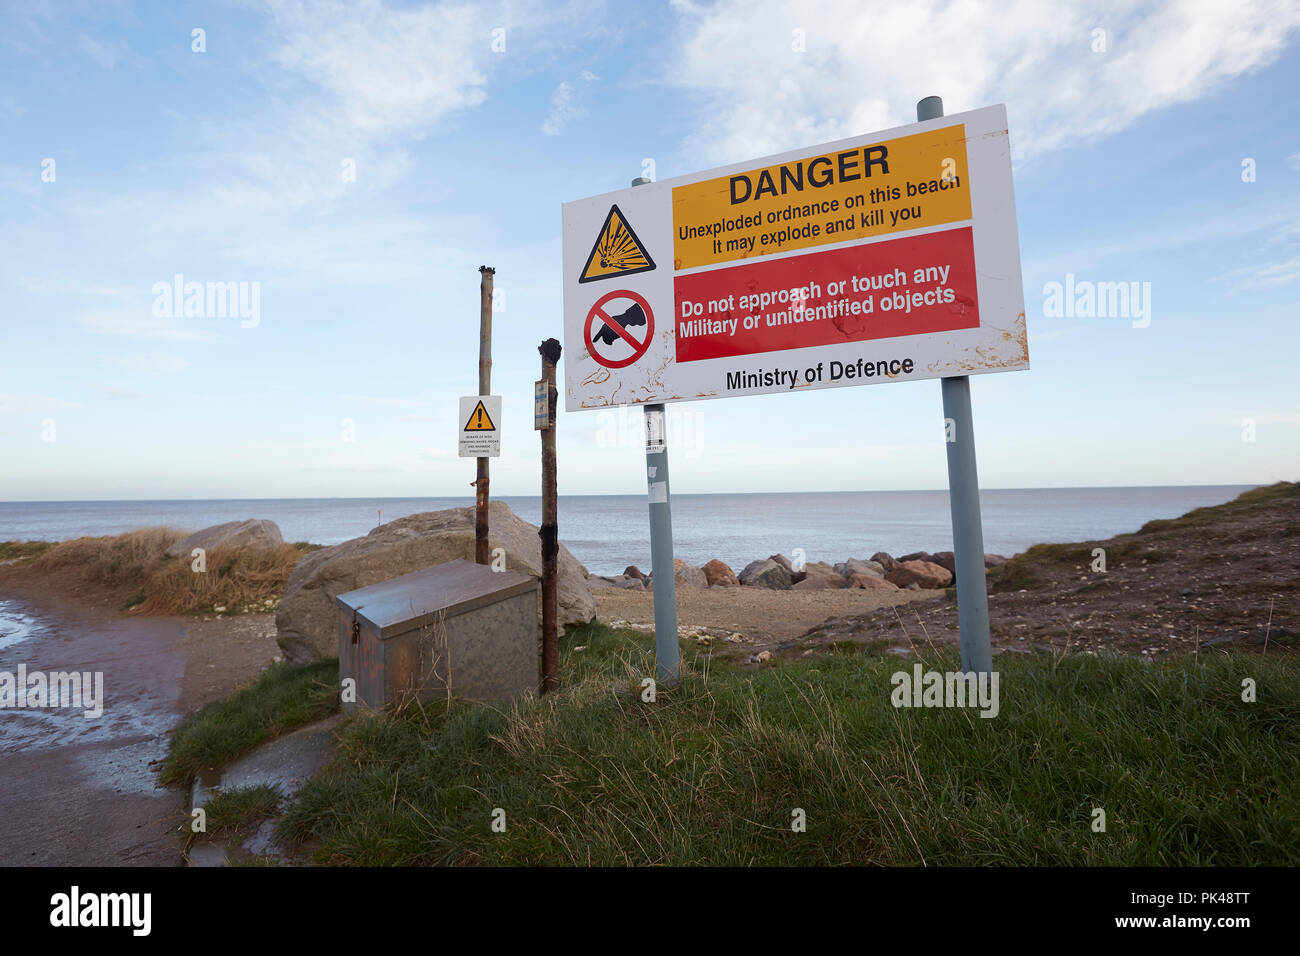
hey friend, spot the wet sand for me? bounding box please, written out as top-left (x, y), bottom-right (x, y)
top-left (0, 578), bottom-right (279, 866)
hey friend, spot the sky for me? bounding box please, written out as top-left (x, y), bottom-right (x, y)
top-left (2, 0), bottom-right (1298, 501)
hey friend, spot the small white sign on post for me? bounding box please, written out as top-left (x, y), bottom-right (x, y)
top-left (458, 395), bottom-right (501, 457)
top-left (534, 379), bottom-right (549, 430)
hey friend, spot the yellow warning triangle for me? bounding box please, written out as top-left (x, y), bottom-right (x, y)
top-left (579, 204), bottom-right (656, 283)
top-left (464, 400), bottom-right (495, 431)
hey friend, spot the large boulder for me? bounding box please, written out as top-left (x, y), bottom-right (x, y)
top-left (702, 559), bottom-right (740, 587)
top-left (275, 502), bottom-right (595, 663)
top-left (870, 551), bottom-right (896, 572)
top-left (835, 558), bottom-right (885, 579)
top-left (984, 553), bottom-right (1008, 568)
top-left (931, 551), bottom-right (957, 576)
top-left (674, 559), bottom-right (708, 589)
top-left (165, 519), bottom-right (283, 558)
top-left (739, 558), bottom-right (792, 590)
top-left (792, 561), bottom-right (847, 590)
top-left (897, 551), bottom-right (935, 564)
top-left (885, 559), bottom-right (953, 589)
top-left (849, 573), bottom-right (899, 590)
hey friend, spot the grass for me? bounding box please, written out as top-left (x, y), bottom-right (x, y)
top-left (1138, 480), bottom-right (1299, 534)
top-left (0, 540), bottom-right (52, 562)
top-left (160, 659), bottom-right (339, 787)
top-left (987, 480), bottom-right (1298, 592)
top-left (24, 528), bottom-right (305, 615)
top-left (202, 784), bottom-right (282, 835)
top-left (273, 622), bottom-right (1300, 866)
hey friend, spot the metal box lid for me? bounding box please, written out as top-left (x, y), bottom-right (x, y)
top-left (335, 560), bottom-right (538, 640)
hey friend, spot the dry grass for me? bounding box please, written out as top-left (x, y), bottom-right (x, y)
top-left (29, 528), bottom-right (303, 615)
top-left (34, 527), bottom-right (186, 588)
top-left (139, 542), bottom-right (302, 614)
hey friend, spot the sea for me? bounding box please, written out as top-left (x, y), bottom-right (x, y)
top-left (0, 485), bottom-right (1253, 577)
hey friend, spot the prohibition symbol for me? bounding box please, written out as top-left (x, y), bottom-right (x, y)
top-left (583, 290), bottom-right (655, 369)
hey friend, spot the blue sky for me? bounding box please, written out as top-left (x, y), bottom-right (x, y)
top-left (2, 0), bottom-right (1298, 501)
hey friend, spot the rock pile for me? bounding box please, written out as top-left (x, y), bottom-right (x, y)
top-left (587, 550), bottom-right (1008, 593)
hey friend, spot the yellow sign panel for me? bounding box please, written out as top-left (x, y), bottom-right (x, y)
top-left (671, 125), bottom-right (972, 270)
top-left (464, 400), bottom-right (496, 431)
top-left (579, 204), bottom-right (656, 283)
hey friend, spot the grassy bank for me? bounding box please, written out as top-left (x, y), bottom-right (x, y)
top-left (0, 528), bottom-right (315, 615)
top-left (160, 659), bottom-right (339, 787)
top-left (270, 622), bottom-right (1298, 866)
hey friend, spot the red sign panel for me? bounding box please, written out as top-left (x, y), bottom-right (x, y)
top-left (673, 226), bottom-right (980, 363)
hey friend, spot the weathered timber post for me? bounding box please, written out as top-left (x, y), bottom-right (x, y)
top-left (538, 337), bottom-right (561, 694)
top-left (475, 266), bottom-right (495, 565)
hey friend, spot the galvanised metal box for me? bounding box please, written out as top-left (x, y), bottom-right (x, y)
top-left (336, 560), bottom-right (539, 711)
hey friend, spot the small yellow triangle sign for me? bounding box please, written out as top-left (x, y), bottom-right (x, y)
top-left (464, 400), bottom-right (495, 431)
top-left (579, 204), bottom-right (656, 283)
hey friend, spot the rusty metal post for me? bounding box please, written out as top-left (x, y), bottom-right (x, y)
top-left (475, 266), bottom-right (495, 565)
top-left (538, 338), bottom-right (561, 694)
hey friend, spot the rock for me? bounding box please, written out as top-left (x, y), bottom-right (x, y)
top-left (897, 551), bottom-right (934, 564)
top-left (984, 554), bottom-right (1008, 568)
top-left (752, 650), bottom-right (773, 663)
top-left (739, 558), bottom-right (793, 590)
top-left (906, 582), bottom-right (921, 590)
top-left (849, 573), bottom-right (899, 590)
top-left (931, 551), bottom-right (957, 576)
top-left (870, 552), bottom-right (896, 572)
top-left (793, 561), bottom-right (847, 590)
top-left (673, 558), bottom-right (708, 589)
top-left (885, 559), bottom-right (954, 589)
top-left (165, 519), bottom-right (283, 558)
top-left (836, 558), bottom-right (885, 579)
top-left (702, 559), bottom-right (740, 587)
top-left (623, 565), bottom-right (648, 582)
top-left (586, 576), bottom-right (621, 590)
top-left (767, 553), bottom-right (794, 572)
top-left (275, 501), bottom-right (595, 663)
top-left (614, 576), bottom-right (645, 590)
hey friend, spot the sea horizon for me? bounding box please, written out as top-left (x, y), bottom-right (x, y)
top-left (0, 484), bottom-right (1260, 577)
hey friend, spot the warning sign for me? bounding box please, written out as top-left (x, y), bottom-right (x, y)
top-left (672, 126), bottom-right (971, 270)
top-left (463, 400), bottom-right (496, 431)
top-left (584, 289), bottom-right (655, 369)
top-left (561, 104), bottom-right (1028, 411)
top-left (458, 395), bottom-right (501, 457)
top-left (578, 204), bottom-right (656, 283)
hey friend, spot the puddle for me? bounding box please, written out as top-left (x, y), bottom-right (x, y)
top-left (0, 599), bottom-right (38, 651)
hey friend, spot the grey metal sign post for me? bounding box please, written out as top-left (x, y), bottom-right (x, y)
top-left (633, 174), bottom-right (680, 687)
top-left (917, 94), bottom-right (994, 675)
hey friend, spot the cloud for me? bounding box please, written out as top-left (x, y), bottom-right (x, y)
top-left (79, 309), bottom-right (225, 343)
top-left (579, 69), bottom-right (599, 81)
top-left (106, 353), bottom-right (191, 375)
top-left (1222, 255), bottom-right (1300, 288)
top-left (542, 80), bottom-right (584, 135)
top-left (76, 34), bottom-right (121, 69)
top-left (0, 394), bottom-right (79, 416)
top-left (340, 394), bottom-right (431, 408)
top-left (666, 0), bottom-right (1300, 164)
top-left (1288, 152), bottom-right (1300, 172)
top-left (265, 0), bottom-right (493, 140)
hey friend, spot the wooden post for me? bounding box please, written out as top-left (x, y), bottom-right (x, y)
top-left (538, 337), bottom-right (561, 694)
top-left (475, 266), bottom-right (494, 565)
